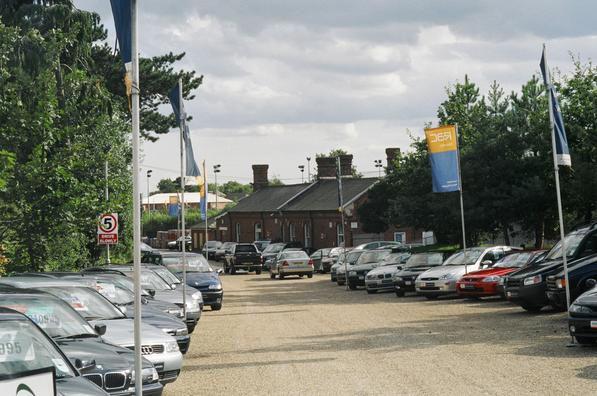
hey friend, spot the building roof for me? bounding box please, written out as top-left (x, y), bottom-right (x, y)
top-left (227, 184), bottom-right (309, 213)
top-left (282, 178), bottom-right (378, 211)
top-left (145, 192), bottom-right (232, 205)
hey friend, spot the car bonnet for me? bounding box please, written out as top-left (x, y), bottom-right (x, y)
top-left (91, 318), bottom-right (177, 346)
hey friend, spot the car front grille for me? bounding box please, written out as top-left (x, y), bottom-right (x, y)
top-left (420, 277), bottom-right (439, 281)
top-left (83, 373), bottom-right (103, 388)
top-left (127, 344), bottom-right (165, 355)
top-left (546, 277), bottom-right (557, 290)
top-left (461, 277), bottom-right (477, 283)
top-left (159, 370), bottom-right (180, 381)
top-left (104, 372), bottom-right (128, 390)
top-left (506, 278), bottom-right (521, 288)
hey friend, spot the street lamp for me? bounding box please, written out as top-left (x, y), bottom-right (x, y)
top-left (298, 165), bottom-right (305, 183)
top-left (213, 164), bottom-right (221, 211)
top-left (374, 159), bottom-right (383, 177)
top-left (146, 170), bottom-right (152, 239)
top-left (306, 157), bottom-right (311, 182)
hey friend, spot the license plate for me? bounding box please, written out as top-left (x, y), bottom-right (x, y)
top-left (216, 298), bottom-right (221, 303)
top-left (507, 291), bottom-right (518, 298)
top-left (358, 276), bottom-right (364, 280)
top-left (591, 321), bottom-right (597, 329)
top-left (404, 281), bottom-right (412, 285)
top-left (425, 282), bottom-right (434, 287)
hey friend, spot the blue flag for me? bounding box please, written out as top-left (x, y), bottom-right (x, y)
top-left (425, 125), bottom-right (461, 193)
top-left (109, 0), bottom-right (132, 65)
top-left (169, 83), bottom-right (201, 177)
top-left (540, 46), bottom-right (572, 167)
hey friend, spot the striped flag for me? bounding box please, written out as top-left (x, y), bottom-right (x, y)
top-left (109, 0), bottom-right (133, 106)
top-left (169, 82), bottom-right (201, 177)
top-left (200, 161), bottom-right (208, 220)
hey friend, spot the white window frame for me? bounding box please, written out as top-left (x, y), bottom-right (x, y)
top-left (337, 223), bottom-right (344, 246)
top-left (235, 223), bottom-right (241, 243)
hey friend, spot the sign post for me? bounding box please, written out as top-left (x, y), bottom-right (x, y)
top-left (98, 213), bottom-right (119, 245)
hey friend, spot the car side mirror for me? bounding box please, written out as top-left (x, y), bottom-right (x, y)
top-left (217, 268), bottom-right (224, 275)
top-left (94, 323), bottom-right (107, 336)
top-left (118, 305), bottom-right (127, 315)
top-left (147, 289), bottom-right (156, 297)
top-left (586, 278), bottom-right (597, 288)
top-left (74, 358), bottom-right (96, 371)
top-left (481, 260), bottom-right (493, 267)
top-left (170, 283), bottom-right (178, 290)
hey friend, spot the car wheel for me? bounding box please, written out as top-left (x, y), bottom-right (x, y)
top-left (187, 324), bottom-right (196, 334)
top-left (255, 269), bottom-right (262, 275)
top-left (331, 276), bottom-right (336, 282)
top-left (307, 274), bottom-right (313, 279)
top-left (575, 336), bottom-right (596, 345)
top-left (425, 295), bottom-right (439, 300)
top-left (279, 274), bottom-right (285, 280)
top-left (348, 282), bottom-right (357, 290)
top-left (299, 275), bottom-right (304, 278)
top-left (211, 303), bottom-right (222, 311)
top-left (270, 272), bottom-right (276, 279)
top-left (395, 290), bottom-right (405, 297)
top-left (367, 289), bottom-right (377, 294)
top-left (520, 303), bottom-right (543, 312)
top-left (230, 266), bottom-right (236, 275)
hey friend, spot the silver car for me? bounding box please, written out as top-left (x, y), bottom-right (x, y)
top-left (364, 253), bottom-right (411, 293)
top-left (269, 250), bottom-right (314, 279)
top-left (0, 277), bottom-right (184, 384)
top-left (415, 246), bottom-right (516, 299)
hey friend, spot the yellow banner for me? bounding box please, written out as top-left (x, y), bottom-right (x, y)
top-left (425, 125), bottom-right (457, 153)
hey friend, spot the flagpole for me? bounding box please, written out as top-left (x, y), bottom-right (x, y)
top-left (130, 0), bottom-right (143, 393)
top-left (336, 157), bottom-right (347, 291)
top-left (543, 44), bottom-right (571, 312)
top-left (204, 161), bottom-right (209, 256)
top-left (178, 78), bottom-right (188, 323)
top-left (455, 124), bottom-right (467, 273)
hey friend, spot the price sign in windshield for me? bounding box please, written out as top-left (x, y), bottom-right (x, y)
top-left (98, 213), bottom-right (118, 245)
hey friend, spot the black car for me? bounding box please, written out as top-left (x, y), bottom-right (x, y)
top-left (224, 243), bottom-right (262, 274)
top-left (568, 286), bottom-right (597, 344)
top-left (0, 307), bottom-right (109, 396)
top-left (394, 252), bottom-right (447, 297)
top-left (546, 254), bottom-right (597, 309)
top-left (158, 252), bottom-right (224, 311)
top-left (202, 240), bottom-right (223, 260)
top-left (505, 223), bottom-right (597, 312)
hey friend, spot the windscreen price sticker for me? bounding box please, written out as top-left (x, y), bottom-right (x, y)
top-left (98, 213), bottom-right (118, 245)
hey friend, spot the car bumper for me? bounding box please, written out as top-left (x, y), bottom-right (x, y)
top-left (141, 382), bottom-right (164, 396)
top-left (416, 280), bottom-right (457, 295)
top-left (280, 267), bottom-right (313, 275)
top-left (348, 274), bottom-right (367, 287)
top-left (233, 263), bottom-right (262, 270)
top-left (200, 290), bottom-right (224, 306)
top-left (336, 272), bottom-right (346, 282)
top-left (569, 316), bottom-right (597, 339)
top-left (145, 351), bottom-right (183, 384)
top-left (456, 281), bottom-right (499, 297)
top-left (505, 282), bottom-right (549, 307)
top-left (395, 280), bottom-right (416, 293)
top-left (174, 335), bottom-right (191, 354)
top-left (365, 278), bottom-right (394, 291)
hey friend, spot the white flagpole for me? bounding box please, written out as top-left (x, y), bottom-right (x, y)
top-left (204, 162), bottom-right (209, 254)
top-left (179, 79), bottom-right (188, 323)
top-left (543, 44), bottom-right (571, 311)
top-left (130, 0), bottom-right (143, 393)
top-left (455, 124), bottom-right (467, 273)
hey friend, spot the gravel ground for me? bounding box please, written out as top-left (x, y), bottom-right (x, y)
top-left (164, 271), bottom-right (597, 395)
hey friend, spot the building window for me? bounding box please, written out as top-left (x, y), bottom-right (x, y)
top-left (280, 223), bottom-right (285, 242)
top-left (235, 223), bottom-right (241, 242)
top-left (394, 232), bottom-right (406, 244)
top-left (337, 223), bottom-right (344, 246)
top-left (289, 223), bottom-right (296, 242)
top-left (255, 223), bottom-right (262, 241)
top-left (304, 223), bottom-right (311, 248)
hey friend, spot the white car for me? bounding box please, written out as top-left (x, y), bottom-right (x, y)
top-left (415, 246), bottom-right (517, 299)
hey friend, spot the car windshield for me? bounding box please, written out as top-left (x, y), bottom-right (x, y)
top-left (94, 275), bottom-right (151, 297)
top-left (280, 251), bottom-right (309, 260)
top-left (357, 250), bottom-right (391, 265)
top-left (95, 282), bottom-right (135, 305)
top-left (41, 286), bottom-right (125, 321)
top-left (222, 242), bottom-right (236, 249)
top-left (346, 251), bottom-right (363, 264)
top-left (544, 230), bottom-right (588, 261)
top-left (381, 253), bottom-right (410, 265)
top-left (139, 270), bottom-right (172, 291)
top-left (236, 245), bottom-right (257, 253)
top-left (492, 252), bottom-right (534, 268)
top-left (151, 266), bottom-right (182, 284)
top-left (444, 249), bottom-right (484, 266)
top-left (263, 244), bottom-right (284, 254)
top-left (205, 241), bottom-right (220, 248)
top-left (163, 255), bottom-right (213, 273)
top-left (403, 253), bottom-right (445, 268)
top-left (0, 319), bottom-right (76, 379)
top-left (0, 295), bottom-right (96, 339)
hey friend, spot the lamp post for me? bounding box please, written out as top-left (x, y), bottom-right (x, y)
top-left (298, 165), bottom-right (305, 183)
top-left (306, 157), bottom-right (311, 182)
top-left (374, 159), bottom-right (383, 177)
top-left (213, 164), bottom-right (221, 211)
top-left (146, 170), bottom-right (152, 240)
top-left (104, 144), bottom-right (111, 264)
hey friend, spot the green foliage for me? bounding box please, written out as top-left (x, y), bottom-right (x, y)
top-left (269, 176), bottom-right (285, 186)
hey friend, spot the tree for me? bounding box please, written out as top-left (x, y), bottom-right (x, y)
top-left (157, 178), bottom-right (178, 193)
top-left (316, 148), bottom-right (361, 177)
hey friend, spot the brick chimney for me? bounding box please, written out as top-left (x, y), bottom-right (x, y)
top-left (385, 148), bottom-right (400, 172)
top-left (252, 164), bottom-right (269, 191)
top-left (316, 154), bottom-right (353, 179)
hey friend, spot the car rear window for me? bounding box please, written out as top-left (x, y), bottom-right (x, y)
top-left (281, 251), bottom-right (309, 259)
top-left (236, 245), bottom-right (257, 253)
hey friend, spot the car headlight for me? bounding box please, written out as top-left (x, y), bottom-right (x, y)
top-left (349, 271), bottom-right (356, 276)
top-left (570, 304), bottom-right (592, 314)
top-left (482, 276), bottom-right (501, 283)
top-left (555, 278), bottom-right (566, 289)
top-left (393, 276), bottom-right (402, 282)
top-left (186, 300), bottom-right (200, 312)
top-left (192, 291), bottom-right (203, 302)
top-left (176, 328), bottom-right (188, 336)
top-left (439, 273), bottom-right (453, 280)
top-left (523, 275), bottom-right (542, 286)
top-left (498, 277), bottom-right (506, 285)
top-left (208, 283), bottom-right (222, 290)
top-left (165, 341), bottom-right (179, 353)
top-left (133, 368), bottom-right (159, 384)
top-left (166, 308), bottom-right (184, 317)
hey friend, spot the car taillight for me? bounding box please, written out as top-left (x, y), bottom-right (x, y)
top-left (261, 256), bottom-right (264, 264)
top-left (308, 259), bottom-right (314, 267)
top-left (282, 261), bottom-right (289, 267)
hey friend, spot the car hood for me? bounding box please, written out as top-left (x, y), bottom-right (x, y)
top-left (146, 298), bottom-right (182, 315)
top-left (154, 287), bottom-right (202, 305)
top-left (57, 338), bottom-right (152, 371)
top-left (462, 267), bottom-right (519, 278)
top-left (57, 377), bottom-right (108, 396)
top-left (396, 266), bottom-right (438, 276)
top-left (508, 259), bottom-right (564, 279)
top-left (552, 254), bottom-right (597, 278)
top-left (351, 263), bottom-right (383, 271)
top-left (90, 318), bottom-right (175, 347)
top-left (366, 265), bottom-right (401, 276)
top-left (575, 287), bottom-right (597, 305)
top-left (419, 265), bottom-right (473, 279)
top-left (181, 271), bottom-right (221, 288)
top-left (124, 304), bottom-right (186, 331)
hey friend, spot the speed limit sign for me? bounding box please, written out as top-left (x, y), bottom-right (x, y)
top-left (98, 213), bottom-right (118, 245)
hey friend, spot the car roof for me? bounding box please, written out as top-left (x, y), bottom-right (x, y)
top-left (0, 307), bottom-right (31, 321)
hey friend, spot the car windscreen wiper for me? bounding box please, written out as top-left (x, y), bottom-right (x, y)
top-left (54, 333), bottom-right (98, 340)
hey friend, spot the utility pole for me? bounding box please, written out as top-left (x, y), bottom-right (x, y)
top-left (298, 165), bottom-right (305, 183)
top-left (306, 157), bottom-right (311, 182)
top-left (213, 164), bottom-right (221, 210)
top-left (374, 159), bottom-right (383, 177)
top-left (146, 170), bottom-right (152, 242)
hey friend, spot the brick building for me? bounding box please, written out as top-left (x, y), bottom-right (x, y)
top-left (213, 150), bottom-right (425, 251)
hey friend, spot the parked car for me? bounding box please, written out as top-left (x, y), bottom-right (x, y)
top-left (347, 249), bottom-right (393, 290)
top-left (269, 250), bottom-right (314, 279)
top-left (416, 246), bottom-right (515, 299)
top-left (336, 250), bottom-right (364, 286)
top-left (364, 252), bottom-right (411, 294)
top-left (224, 243), bottom-right (262, 274)
top-left (394, 252), bottom-right (447, 297)
top-left (167, 236), bottom-right (191, 251)
top-left (260, 241), bottom-right (304, 270)
top-left (202, 240), bottom-right (223, 260)
top-left (0, 307), bottom-right (109, 395)
top-left (456, 250), bottom-right (546, 299)
top-left (546, 253), bottom-right (597, 310)
top-left (310, 248), bottom-right (332, 273)
top-left (0, 278), bottom-right (183, 384)
top-left (568, 286), bottom-right (597, 344)
top-left (215, 242), bottom-right (237, 261)
top-left (253, 240), bottom-right (271, 252)
top-left (354, 241), bottom-right (403, 250)
top-left (330, 249), bottom-right (353, 282)
top-left (0, 288), bottom-right (163, 395)
top-left (505, 223), bottom-right (597, 312)
top-left (159, 252), bottom-right (224, 311)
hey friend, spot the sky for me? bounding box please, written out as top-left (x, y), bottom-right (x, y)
top-left (74, 0), bottom-right (597, 194)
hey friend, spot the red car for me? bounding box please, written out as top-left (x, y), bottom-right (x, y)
top-left (456, 250), bottom-right (546, 298)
